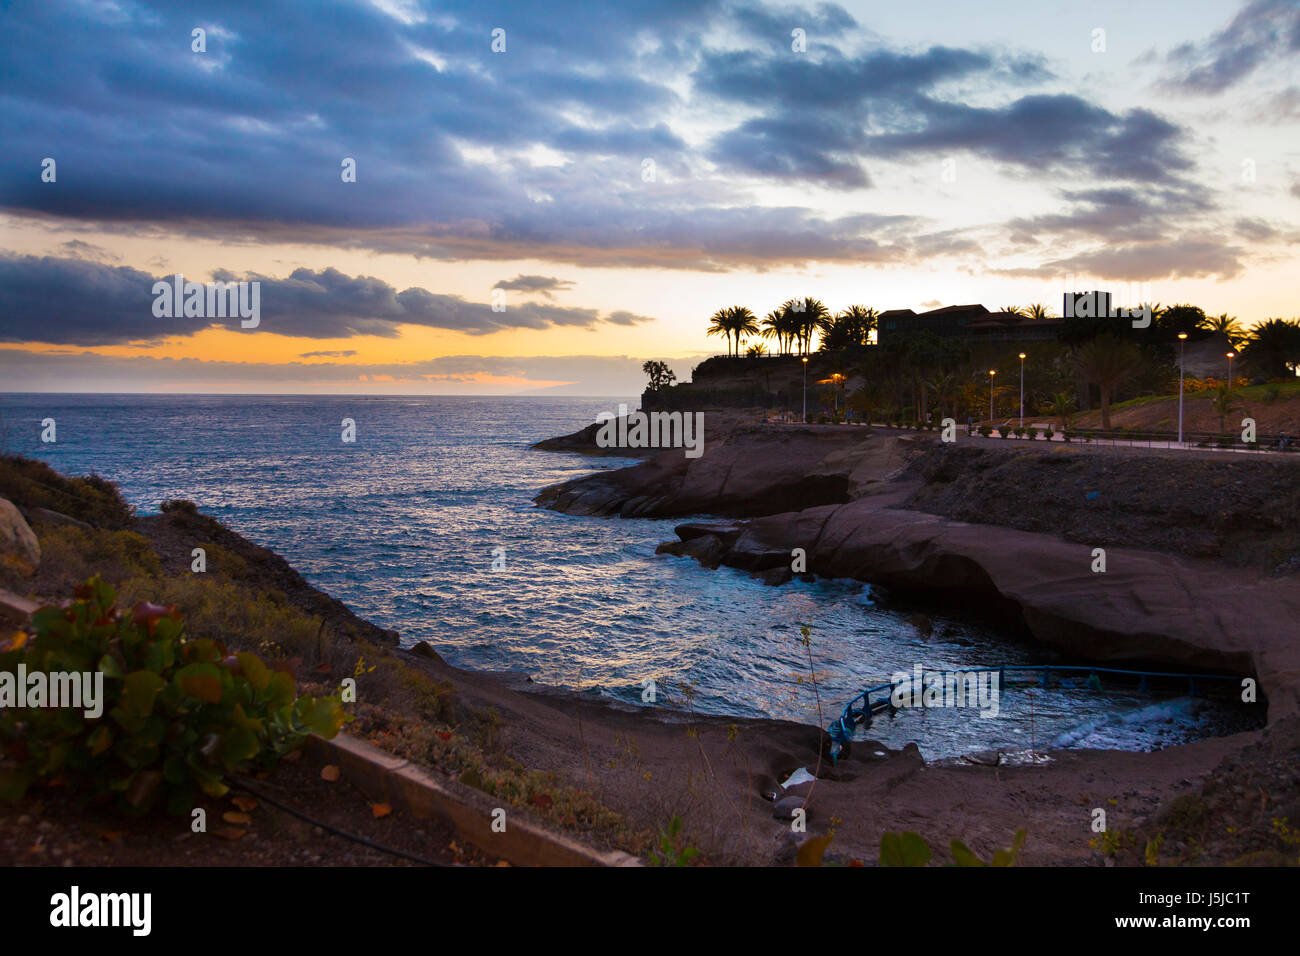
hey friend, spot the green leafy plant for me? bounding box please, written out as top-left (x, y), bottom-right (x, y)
top-left (950, 829), bottom-right (1027, 866)
top-left (649, 814), bottom-right (701, 866)
top-left (879, 830), bottom-right (932, 866)
top-left (0, 577), bottom-right (348, 814)
top-left (881, 829), bottom-right (1027, 867)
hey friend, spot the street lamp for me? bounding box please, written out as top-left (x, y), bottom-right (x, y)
top-left (1178, 333), bottom-right (1187, 446)
top-left (802, 356), bottom-right (808, 423)
top-left (1226, 351), bottom-right (1235, 394)
top-left (1018, 352), bottom-right (1026, 428)
top-left (988, 369), bottom-right (996, 424)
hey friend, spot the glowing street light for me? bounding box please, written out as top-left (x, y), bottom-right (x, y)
top-left (1226, 351), bottom-right (1236, 395)
top-left (988, 369), bottom-right (997, 424)
top-left (1178, 333), bottom-right (1187, 446)
top-left (1018, 352), bottom-right (1027, 427)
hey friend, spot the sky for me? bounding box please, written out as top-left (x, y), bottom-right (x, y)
top-left (0, 0), bottom-right (1297, 394)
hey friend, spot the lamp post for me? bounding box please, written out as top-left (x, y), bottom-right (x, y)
top-left (1178, 333), bottom-right (1187, 446)
top-left (802, 356), bottom-right (808, 424)
top-left (1018, 352), bottom-right (1026, 428)
top-left (988, 369), bottom-right (996, 425)
top-left (1226, 351), bottom-right (1235, 395)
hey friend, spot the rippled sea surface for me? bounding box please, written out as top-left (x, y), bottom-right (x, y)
top-left (1, 394), bottom-right (1257, 758)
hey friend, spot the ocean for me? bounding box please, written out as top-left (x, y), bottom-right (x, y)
top-left (0, 393), bottom-right (1257, 758)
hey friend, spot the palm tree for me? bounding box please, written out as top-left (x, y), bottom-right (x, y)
top-left (817, 305), bottom-right (876, 351)
top-left (1001, 305), bottom-right (1026, 317)
top-left (1132, 302), bottom-right (1164, 326)
top-left (745, 343), bottom-right (766, 358)
top-left (1242, 317), bottom-right (1300, 379)
top-left (728, 306), bottom-right (759, 355)
top-left (842, 305), bottom-right (878, 345)
top-left (1202, 312), bottom-right (1244, 347)
top-left (1048, 391), bottom-right (1077, 430)
top-left (760, 310), bottom-right (787, 355)
top-left (707, 308), bottom-right (731, 356)
top-left (795, 297), bottom-right (829, 355)
top-left (1026, 303), bottom-right (1056, 320)
top-left (1074, 334), bottom-right (1142, 430)
top-left (924, 371), bottom-right (960, 421)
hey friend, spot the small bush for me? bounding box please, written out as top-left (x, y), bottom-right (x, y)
top-left (36, 526), bottom-right (161, 592)
top-left (978, 425), bottom-right (993, 438)
top-left (0, 577), bottom-right (348, 814)
top-left (0, 455), bottom-right (134, 529)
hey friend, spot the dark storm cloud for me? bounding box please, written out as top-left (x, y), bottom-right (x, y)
top-left (1158, 0), bottom-right (1300, 95)
top-left (492, 275), bottom-right (576, 297)
top-left (1007, 185), bottom-right (1215, 244)
top-left (697, 43), bottom-right (1181, 189)
top-left (0, 256), bottom-right (653, 345)
top-left (0, 0), bottom-right (1200, 268)
top-left (995, 239), bottom-right (1245, 282)
top-left (867, 98), bottom-right (1192, 185)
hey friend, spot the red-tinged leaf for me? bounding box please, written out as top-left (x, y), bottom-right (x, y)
top-left (177, 663), bottom-right (223, 704)
top-left (528, 793), bottom-right (553, 810)
top-left (131, 601), bottom-right (172, 628)
top-left (371, 803), bottom-right (392, 819)
top-left (222, 811), bottom-right (251, 825)
top-left (231, 796), bottom-right (258, 812)
top-left (320, 764), bottom-right (340, 782)
top-left (214, 827), bottom-right (246, 841)
top-left (435, 731), bottom-right (452, 742)
top-left (0, 631), bottom-right (28, 653)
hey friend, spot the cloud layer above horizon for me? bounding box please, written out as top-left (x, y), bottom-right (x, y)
top-left (0, 0), bottom-right (1297, 391)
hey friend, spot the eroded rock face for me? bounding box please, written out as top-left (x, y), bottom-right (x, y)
top-left (658, 500), bottom-right (1300, 721)
top-left (535, 424), bottom-right (915, 519)
top-left (0, 497), bottom-right (41, 575)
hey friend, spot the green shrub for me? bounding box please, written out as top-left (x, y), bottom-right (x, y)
top-left (978, 425), bottom-right (993, 438)
top-left (35, 526), bottom-right (161, 592)
top-left (0, 577), bottom-right (348, 814)
top-left (880, 829), bottom-right (1026, 867)
top-left (0, 455), bottom-right (135, 529)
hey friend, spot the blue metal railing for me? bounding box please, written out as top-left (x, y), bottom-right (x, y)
top-left (825, 664), bottom-right (1247, 758)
